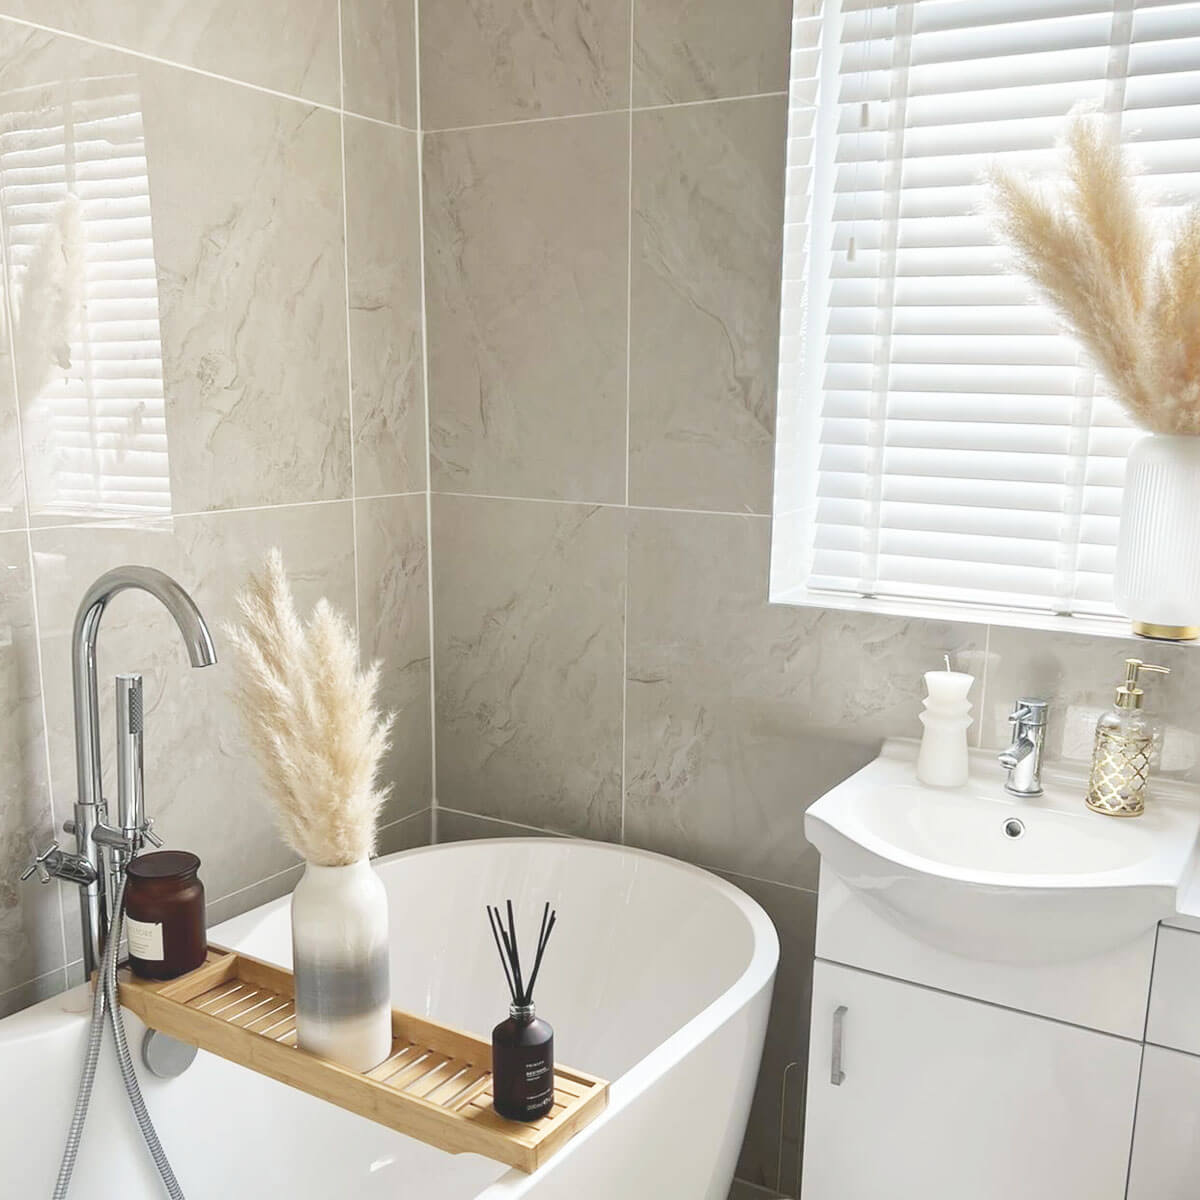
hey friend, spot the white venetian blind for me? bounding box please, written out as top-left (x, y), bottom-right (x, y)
top-left (791, 0), bottom-right (1200, 619)
top-left (0, 73), bottom-right (171, 518)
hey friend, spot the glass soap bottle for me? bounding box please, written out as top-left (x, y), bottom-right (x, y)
top-left (1086, 658), bottom-right (1170, 818)
top-left (124, 851), bottom-right (207, 980)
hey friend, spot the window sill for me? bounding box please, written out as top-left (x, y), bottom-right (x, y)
top-left (767, 585), bottom-right (1200, 647)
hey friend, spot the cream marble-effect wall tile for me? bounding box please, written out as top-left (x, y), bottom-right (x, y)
top-left (0, 968), bottom-right (66, 1019)
top-left (719, 874), bottom-right (816, 1199)
top-left (419, 0), bottom-right (630, 130)
top-left (376, 807), bottom-right (432, 856)
top-left (0, 296), bottom-right (23, 530)
top-left (0, 532), bottom-right (62, 996)
top-left (424, 116), bottom-right (628, 502)
top-left (0, 0), bottom-right (339, 105)
top-left (624, 510), bottom-right (984, 888)
top-left (630, 97), bottom-right (786, 514)
top-left (432, 494), bottom-right (624, 839)
top-left (346, 118), bottom-right (425, 497)
top-left (435, 808), bottom-right (567, 843)
top-left (0, 27), bottom-right (351, 519)
top-left (633, 0), bottom-right (792, 106)
top-left (341, 0), bottom-right (417, 128)
top-left (205, 863), bottom-right (303, 929)
top-left (980, 625), bottom-right (1200, 783)
top-left (355, 493), bottom-right (431, 821)
top-left (31, 501), bottom-right (356, 960)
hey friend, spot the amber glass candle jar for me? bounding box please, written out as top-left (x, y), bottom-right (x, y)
top-left (124, 851), bottom-right (206, 980)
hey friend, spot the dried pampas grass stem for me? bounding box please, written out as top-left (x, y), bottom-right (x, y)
top-left (226, 550), bottom-right (393, 866)
top-left (990, 113), bottom-right (1200, 435)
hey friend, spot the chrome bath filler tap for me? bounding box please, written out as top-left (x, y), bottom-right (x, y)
top-left (23, 565), bottom-right (217, 976)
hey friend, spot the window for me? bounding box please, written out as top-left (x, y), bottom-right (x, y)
top-left (772, 0), bottom-right (1200, 627)
top-left (0, 73), bottom-right (171, 520)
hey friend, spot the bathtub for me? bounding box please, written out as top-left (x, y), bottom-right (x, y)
top-left (0, 838), bottom-right (777, 1197)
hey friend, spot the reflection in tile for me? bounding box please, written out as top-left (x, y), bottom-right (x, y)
top-left (981, 625), bottom-right (1200, 783)
top-left (341, 0), bottom-right (417, 128)
top-left (419, 0), bottom-right (630, 130)
top-left (633, 0), bottom-right (792, 106)
top-left (0, 0), bottom-right (340, 105)
top-left (0, 532), bottom-right (61, 996)
top-left (630, 97), bottom-right (787, 514)
top-left (346, 119), bottom-right (425, 497)
top-left (728, 1180), bottom-right (787, 1200)
top-left (424, 117), bottom-right (628, 502)
top-left (436, 808), bottom-right (567, 844)
top-left (625, 510), bottom-right (984, 887)
top-left (31, 502), bottom-right (357, 955)
top-left (432, 494), bottom-right (624, 839)
top-left (0, 26), bottom-right (351, 518)
top-left (719, 875), bottom-right (816, 1199)
top-left (355, 493), bottom-right (431, 821)
top-left (0, 293), bottom-right (23, 529)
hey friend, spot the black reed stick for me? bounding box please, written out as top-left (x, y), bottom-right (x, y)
top-left (484, 899), bottom-right (558, 1007)
top-left (487, 906), bottom-right (518, 1004)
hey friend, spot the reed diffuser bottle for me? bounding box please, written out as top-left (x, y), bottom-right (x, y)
top-left (487, 901), bottom-right (557, 1122)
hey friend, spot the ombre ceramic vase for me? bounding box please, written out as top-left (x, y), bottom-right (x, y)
top-left (291, 859), bottom-right (392, 1071)
top-left (1115, 433), bottom-right (1200, 641)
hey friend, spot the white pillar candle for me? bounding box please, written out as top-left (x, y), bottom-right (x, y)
top-left (916, 664), bottom-right (975, 788)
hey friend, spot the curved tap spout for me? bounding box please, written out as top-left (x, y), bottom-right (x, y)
top-left (71, 565), bottom-right (217, 973)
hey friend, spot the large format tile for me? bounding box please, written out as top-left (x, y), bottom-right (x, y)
top-left (720, 874), bottom-right (816, 1199)
top-left (31, 502), bottom-right (357, 943)
top-left (0, 296), bottom-right (23, 530)
top-left (424, 116), bottom-right (628, 502)
top-left (432, 494), bottom-right (625, 839)
top-left (0, 0), bottom-right (339, 105)
top-left (0, 27), bottom-right (350, 520)
top-left (633, 0), bottom-right (793, 106)
top-left (624, 510), bottom-right (984, 888)
top-left (630, 97), bottom-right (787, 514)
top-left (981, 625), bottom-right (1200, 782)
top-left (355, 493), bottom-right (431, 822)
top-left (419, 0), bottom-right (630, 130)
top-left (341, 0), bottom-right (417, 128)
top-left (435, 808), bottom-right (567, 844)
top-left (0, 532), bottom-right (62, 996)
top-left (346, 118), bottom-right (425, 497)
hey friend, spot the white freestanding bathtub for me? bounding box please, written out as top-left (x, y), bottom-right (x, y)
top-left (0, 839), bottom-right (778, 1198)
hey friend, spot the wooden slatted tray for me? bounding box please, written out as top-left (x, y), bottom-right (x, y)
top-left (117, 946), bottom-right (608, 1173)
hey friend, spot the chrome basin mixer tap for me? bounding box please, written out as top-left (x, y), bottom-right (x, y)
top-left (998, 698), bottom-right (1049, 798)
top-left (22, 566), bottom-right (216, 976)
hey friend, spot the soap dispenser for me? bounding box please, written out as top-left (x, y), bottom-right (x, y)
top-left (1086, 658), bottom-right (1170, 818)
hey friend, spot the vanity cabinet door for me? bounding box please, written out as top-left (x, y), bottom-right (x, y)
top-left (801, 961), bottom-right (1141, 1200)
top-left (1127, 1045), bottom-right (1200, 1200)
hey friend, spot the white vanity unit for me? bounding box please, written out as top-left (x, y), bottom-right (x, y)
top-left (800, 740), bottom-right (1200, 1200)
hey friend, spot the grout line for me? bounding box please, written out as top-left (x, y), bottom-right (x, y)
top-left (620, 0), bottom-right (635, 847)
top-left (424, 89), bottom-right (791, 137)
top-left (430, 489), bottom-right (769, 520)
top-left (0, 964), bottom-right (66, 1003)
top-left (0, 162), bottom-right (70, 979)
top-left (414, 0), bottom-right (438, 824)
top-left (436, 806), bottom-right (573, 838)
top-left (337, 0), bottom-right (362, 640)
top-left (0, 12), bottom-right (420, 132)
top-left (206, 860), bottom-right (303, 910)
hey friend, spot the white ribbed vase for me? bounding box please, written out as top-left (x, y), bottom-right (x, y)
top-left (291, 859), bottom-right (392, 1071)
top-left (1115, 432), bottom-right (1200, 640)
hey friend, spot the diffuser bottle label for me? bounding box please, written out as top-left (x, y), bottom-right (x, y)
top-left (126, 917), bottom-right (164, 961)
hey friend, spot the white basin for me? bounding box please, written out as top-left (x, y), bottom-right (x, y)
top-left (805, 740), bottom-right (1200, 964)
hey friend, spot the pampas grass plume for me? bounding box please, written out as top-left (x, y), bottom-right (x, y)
top-left (990, 112), bottom-right (1200, 435)
top-left (226, 549), bottom-right (393, 866)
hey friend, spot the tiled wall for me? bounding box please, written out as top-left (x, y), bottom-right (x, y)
top-left (418, 2), bottom-right (1200, 1196)
top-left (0, 2), bottom-right (432, 1017)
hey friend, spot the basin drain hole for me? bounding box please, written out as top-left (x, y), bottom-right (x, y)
top-left (1003, 818), bottom-right (1025, 840)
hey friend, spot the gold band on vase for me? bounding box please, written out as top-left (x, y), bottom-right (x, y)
top-left (1132, 620), bottom-right (1200, 642)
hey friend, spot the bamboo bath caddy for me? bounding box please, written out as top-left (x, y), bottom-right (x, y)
top-left (116, 946), bottom-right (609, 1173)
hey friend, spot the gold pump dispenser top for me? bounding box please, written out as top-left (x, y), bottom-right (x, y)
top-left (1114, 658), bottom-right (1170, 709)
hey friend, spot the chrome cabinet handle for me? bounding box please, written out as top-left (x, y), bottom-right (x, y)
top-left (831, 1005), bottom-right (847, 1086)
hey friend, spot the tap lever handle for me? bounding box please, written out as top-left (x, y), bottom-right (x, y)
top-left (20, 842), bottom-right (59, 883)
